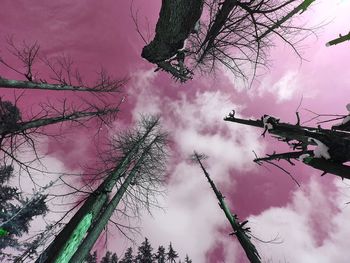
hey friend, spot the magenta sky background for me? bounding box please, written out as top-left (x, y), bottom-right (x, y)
top-left (1, 1), bottom-right (350, 262)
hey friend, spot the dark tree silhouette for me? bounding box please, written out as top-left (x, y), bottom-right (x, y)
top-left (224, 109), bottom-right (350, 180)
top-left (184, 255), bottom-right (192, 263)
top-left (192, 152), bottom-right (261, 263)
top-left (101, 251), bottom-right (118, 263)
top-left (86, 251), bottom-right (98, 263)
top-left (135, 237), bottom-right (153, 263)
top-left (0, 37), bottom-right (125, 92)
top-left (326, 31), bottom-right (350, 47)
top-left (154, 245), bottom-right (166, 263)
top-left (0, 165), bottom-right (49, 261)
top-left (36, 116), bottom-right (168, 263)
top-left (166, 243), bottom-right (178, 263)
top-left (120, 247), bottom-right (134, 263)
top-left (141, 0), bottom-right (316, 83)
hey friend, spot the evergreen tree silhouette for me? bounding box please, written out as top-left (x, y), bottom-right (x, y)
top-left (184, 255), bottom-right (192, 263)
top-left (135, 237), bottom-right (153, 263)
top-left (0, 165), bottom-right (48, 252)
top-left (154, 245), bottom-right (166, 263)
top-left (119, 247), bottom-right (133, 263)
top-left (86, 251), bottom-right (97, 263)
top-left (166, 243), bottom-right (178, 263)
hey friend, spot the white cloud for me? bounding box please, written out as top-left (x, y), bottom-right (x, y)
top-left (130, 82), bottom-right (267, 261)
top-left (248, 177), bottom-right (350, 263)
top-left (256, 70), bottom-right (302, 103)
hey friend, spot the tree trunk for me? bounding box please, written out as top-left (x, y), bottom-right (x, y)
top-left (194, 153), bottom-right (261, 263)
top-left (0, 77), bottom-right (112, 92)
top-left (36, 120), bottom-right (158, 263)
top-left (69, 137), bottom-right (159, 263)
top-left (141, 0), bottom-right (203, 63)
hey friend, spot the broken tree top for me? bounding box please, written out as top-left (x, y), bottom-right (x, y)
top-left (224, 110), bottom-right (350, 180)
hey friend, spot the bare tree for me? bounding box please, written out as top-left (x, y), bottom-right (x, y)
top-left (0, 97), bottom-right (122, 171)
top-left (0, 37), bottom-right (126, 92)
top-left (191, 152), bottom-right (261, 263)
top-left (0, 37), bottom-right (126, 172)
top-left (326, 31), bottom-right (350, 47)
top-left (224, 109), bottom-right (350, 180)
top-left (141, 0), bottom-right (316, 83)
top-left (36, 116), bottom-right (168, 263)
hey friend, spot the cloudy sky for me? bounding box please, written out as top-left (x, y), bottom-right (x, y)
top-left (1, 1), bottom-right (350, 262)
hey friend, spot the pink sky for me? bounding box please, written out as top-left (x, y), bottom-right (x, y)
top-left (1, 1), bottom-right (350, 262)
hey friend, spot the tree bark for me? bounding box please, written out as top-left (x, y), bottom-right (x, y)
top-left (0, 77), bottom-right (114, 92)
top-left (141, 0), bottom-right (203, 63)
top-left (69, 137), bottom-right (159, 263)
top-left (36, 119), bottom-right (159, 263)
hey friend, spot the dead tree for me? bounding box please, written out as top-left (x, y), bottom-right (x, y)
top-left (141, 0), bottom-right (316, 83)
top-left (0, 38), bottom-right (125, 92)
top-left (224, 109), bottom-right (350, 180)
top-left (36, 116), bottom-right (168, 263)
top-left (0, 38), bottom-right (126, 170)
top-left (141, 0), bottom-right (204, 82)
top-left (192, 152), bottom-right (261, 263)
top-left (326, 31), bottom-right (350, 47)
top-left (0, 97), bottom-right (121, 172)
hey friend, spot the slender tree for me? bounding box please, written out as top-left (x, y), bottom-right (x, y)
top-left (0, 37), bottom-right (125, 92)
top-left (0, 165), bottom-right (49, 261)
top-left (100, 251), bottom-right (118, 263)
top-left (184, 255), bottom-right (192, 263)
top-left (35, 116), bottom-right (168, 263)
top-left (119, 247), bottom-right (134, 263)
top-left (326, 31), bottom-right (350, 47)
top-left (154, 245), bottom-right (166, 263)
top-left (192, 152), bottom-right (261, 263)
top-left (0, 97), bottom-right (121, 171)
top-left (135, 237), bottom-right (153, 263)
top-left (166, 243), bottom-right (178, 263)
top-left (86, 251), bottom-right (98, 263)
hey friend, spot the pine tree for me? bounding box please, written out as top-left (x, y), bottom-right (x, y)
top-left (166, 243), bottom-right (178, 263)
top-left (101, 251), bottom-right (112, 263)
top-left (111, 252), bottom-right (118, 263)
top-left (184, 255), bottom-right (192, 263)
top-left (135, 237), bottom-right (153, 263)
top-left (119, 247), bottom-right (133, 263)
top-left (86, 251), bottom-right (97, 263)
top-left (100, 251), bottom-right (118, 263)
top-left (154, 245), bottom-right (166, 263)
top-left (0, 165), bottom-right (48, 253)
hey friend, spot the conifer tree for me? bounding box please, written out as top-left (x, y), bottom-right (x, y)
top-left (184, 255), bottom-right (192, 263)
top-left (101, 251), bottom-right (119, 263)
top-left (0, 165), bottom-right (48, 259)
top-left (166, 243), bottom-right (178, 263)
top-left (119, 247), bottom-right (134, 263)
top-left (154, 245), bottom-right (166, 263)
top-left (86, 251), bottom-right (97, 263)
top-left (135, 237), bottom-right (153, 263)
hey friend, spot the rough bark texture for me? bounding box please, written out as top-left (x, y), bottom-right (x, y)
top-left (224, 111), bottom-right (350, 178)
top-left (69, 138), bottom-right (158, 263)
top-left (36, 121), bottom-right (158, 263)
top-left (141, 0), bottom-right (203, 63)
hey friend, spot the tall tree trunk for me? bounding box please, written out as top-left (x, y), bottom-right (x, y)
top-left (69, 137), bottom-right (159, 263)
top-left (0, 77), bottom-right (116, 92)
top-left (194, 153), bottom-right (261, 263)
top-left (0, 107), bottom-right (119, 136)
top-left (35, 120), bottom-right (159, 263)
